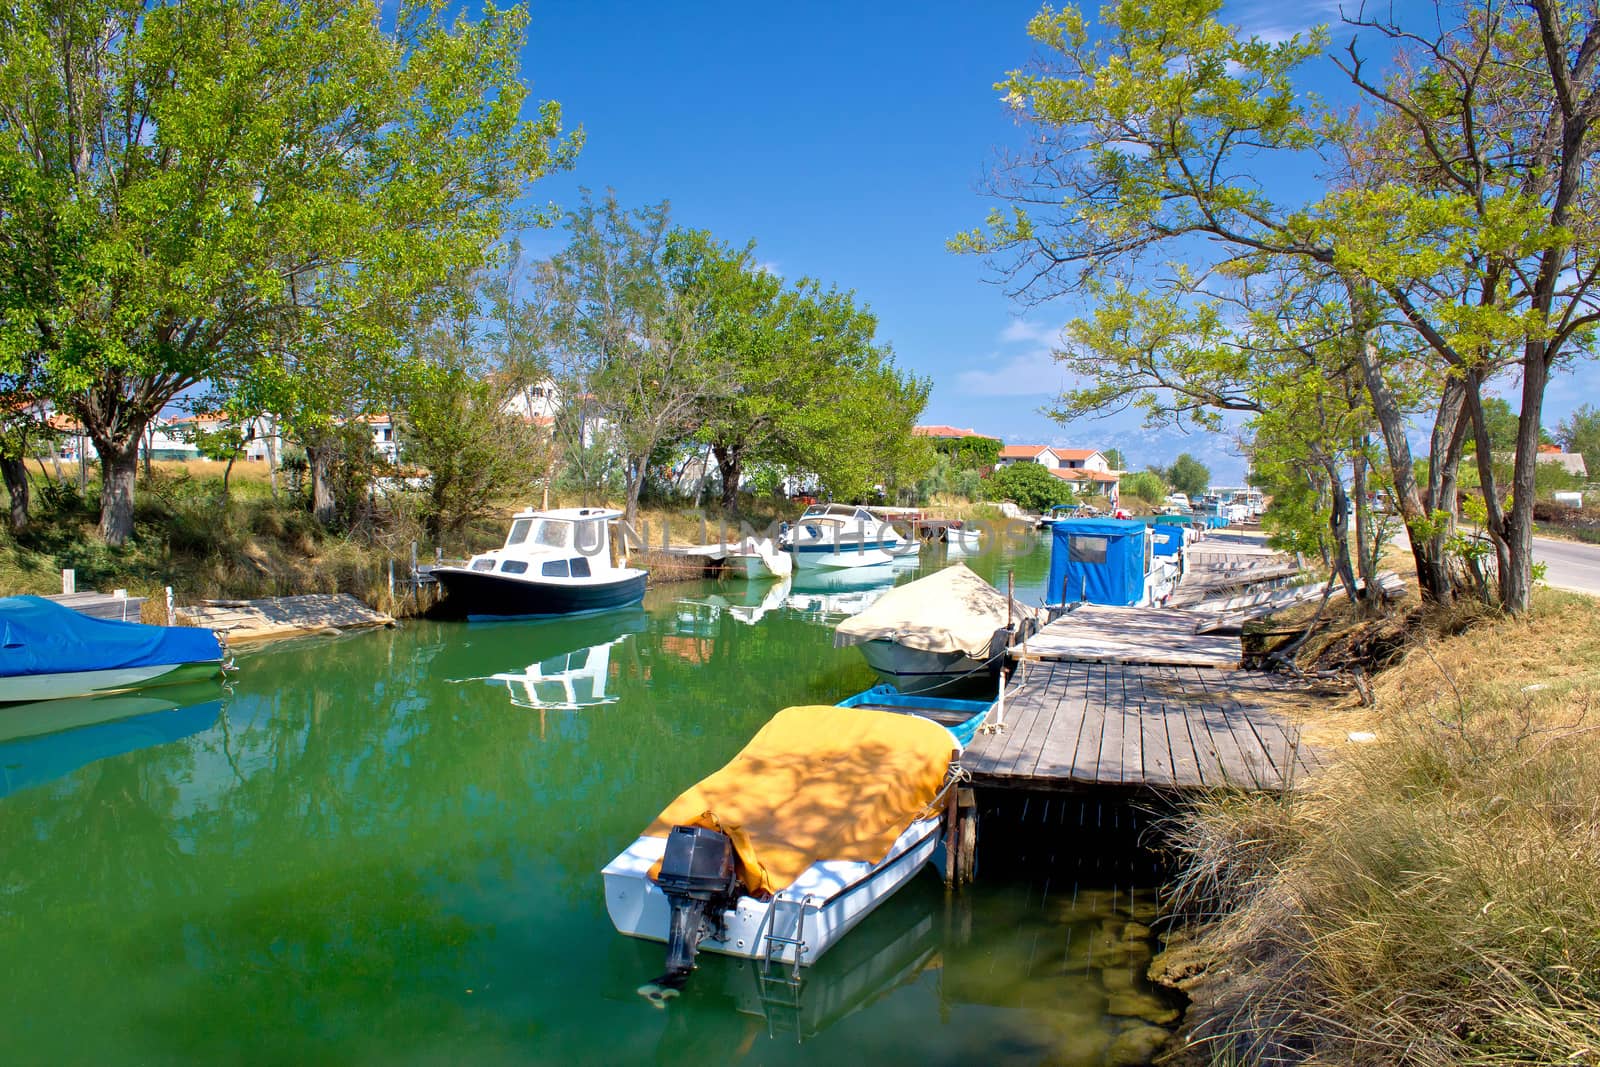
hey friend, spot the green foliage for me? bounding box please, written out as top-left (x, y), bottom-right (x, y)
top-left (1163, 453), bottom-right (1211, 498)
top-left (1102, 447), bottom-right (1127, 470)
top-left (1558, 404), bottom-right (1600, 480)
top-left (1120, 470), bottom-right (1166, 505)
top-left (933, 435), bottom-right (1002, 470)
top-left (982, 462), bottom-right (1076, 512)
top-left (0, 0), bottom-right (575, 541)
top-left (396, 337), bottom-right (543, 541)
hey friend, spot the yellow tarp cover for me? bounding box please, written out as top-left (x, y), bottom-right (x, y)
top-left (645, 705), bottom-right (956, 898)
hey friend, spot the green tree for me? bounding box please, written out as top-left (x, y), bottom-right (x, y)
top-left (397, 332), bottom-right (542, 542)
top-left (1120, 471), bottom-right (1166, 505)
top-left (542, 193), bottom-right (721, 522)
top-left (983, 461), bottom-right (1075, 512)
top-left (0, 0), bottom-right (575, 544)
top-left (935, 435), bottom-right (1003, 471)
top-left (1558, 405), bottom-right (1600, 479)
top-left (1102, 447), bottom-right (1127, 471)
top-left (956, 0), bottom-right (1600, 614)
top-left (1163, 453), bottom-right (1211, 499)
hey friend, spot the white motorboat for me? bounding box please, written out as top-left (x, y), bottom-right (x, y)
top-left (722, 537), bottom-right (793, 580)
top-left (779, 504), bottom-right (907, 569)
top-left (431, 507), bottom-right (647, 619)
top-left (603, 705), bottom-right (960, 997)
top-left (813, 549), bottom-right (894, 571)
top-left (0, 596), bottom-right (225, 704)
top-left (834, 564), bottom-right (1041, 695)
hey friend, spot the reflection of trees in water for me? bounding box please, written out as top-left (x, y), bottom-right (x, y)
top-left (0, 585), bottom-right (898, 1063)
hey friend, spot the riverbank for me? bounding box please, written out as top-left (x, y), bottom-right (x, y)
top-left (0, 463), bottom-right (928, 619)
top-left (1153, 588), bottom-right (1600, 1065)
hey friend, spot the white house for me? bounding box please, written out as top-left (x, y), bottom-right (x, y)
top-left (996, 444), bottom-right (1121, 497)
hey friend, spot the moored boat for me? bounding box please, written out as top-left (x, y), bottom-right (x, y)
top-left (0, 596), bottom-right (225, 704)
top-left (779, 503), bottom-right (906, 568)
top-left (602, 704), bottom-right (961, 998)
top-left (833, 563), bottom-right (1041, 695)
top-left (1046, 518), bottom-right (1181, 608)
top-left (722, 537), bottom-right (793, 580)
top-left (431, 507), bottom-right (647, 619)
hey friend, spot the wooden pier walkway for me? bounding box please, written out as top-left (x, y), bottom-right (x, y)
top-left (46, 591), bottom-right (147, 621)
top-left (176, 594), bottom-right (394, 643)
top-left (965, 660), bottom-right (1322, 792)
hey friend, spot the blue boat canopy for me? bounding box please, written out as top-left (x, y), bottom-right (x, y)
top-left (1151, 524), bottom-right (1186, 558)
top-left (1048, 519), bottom-right (1151, 606)
top-left (0, 596), bottom-right (222, 679)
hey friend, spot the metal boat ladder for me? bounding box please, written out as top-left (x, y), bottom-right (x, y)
top-left (760, 893), bottom-right (818, 980)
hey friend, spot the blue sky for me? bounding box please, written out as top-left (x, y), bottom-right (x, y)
top-left (515, 0), bottom-right (1597, 485)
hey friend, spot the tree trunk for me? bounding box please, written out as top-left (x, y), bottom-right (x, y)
top-left (713, 443), bottom-right (743, 512)
top-left (1346, 279), bottom-right (1462, 605)
top-left (1350, 441), bottom-right (1378, 604)
top-left (309, 444), bottom-right (337, 526)
top-left (1499, 347), bottom-right (1547, 614)
top-left (624, 456), bottom-right (645, 524)
top-left (95, 437), bottom-right (139, 545)
top-left (1321, 455), bottom-right (1359, 602)
top-left (2, 455), bottom-right (29, 533)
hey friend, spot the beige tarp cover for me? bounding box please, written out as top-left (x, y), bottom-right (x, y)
top-left (832, 563), bottom-right (1034, 656)
top-left (645, 705), bottom-right (955, 897)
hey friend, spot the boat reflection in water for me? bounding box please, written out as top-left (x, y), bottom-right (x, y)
top-left (715, 879), bottom-right (941, 1041)
top-left (672, 579), bottom-right (792, 634)
top-left (0, 682), bottom-right (223, 799)
top-left (785, 564), bottom-right (902, 621)
top-left (450, 610), bottom-right (649, 723)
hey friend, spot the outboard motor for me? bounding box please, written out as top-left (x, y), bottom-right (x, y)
top-left (640, 825), bottom-right (740, 1003)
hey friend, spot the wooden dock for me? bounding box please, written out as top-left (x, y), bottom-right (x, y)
top-left (965, 660), bottom-right (1322, 792)
top-left (1017, 606), bottom-right (1241, 668)
top-left (176, 594), bottom-right (394, 643)
top-left (45, 591), bottom-right (147, 621)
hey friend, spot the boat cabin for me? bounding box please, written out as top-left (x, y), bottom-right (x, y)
top-left (1047, 518), bottom-right (1181, 607)
top-left (799, 503), bottom-right (879, 525)
top-left (465, 507), bottom-right (625, 580)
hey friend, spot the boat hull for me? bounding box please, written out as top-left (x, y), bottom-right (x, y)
top-left (602, 817), bottom-right (942, 967)
top-left (856, 639), bottom-right (1000, 695)
top-left (1, 660), bottom-right (223, 705)
top-left (723, 553), bottom-right (792, 580)
top-left (433, 568), bottom-right (647, 619)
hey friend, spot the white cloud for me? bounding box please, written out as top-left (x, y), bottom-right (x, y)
top-left (1226, 0), bottom-right (1343, 45)
top-left (756, 260), bottom-right (782, 277)
top-left (998, 318), bottom-right (1062, 345)
top-left (955, 349), bottom-right (1068, 397)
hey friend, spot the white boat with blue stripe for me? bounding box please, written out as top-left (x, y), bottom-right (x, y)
top-left (779, 504), bottom-right (906, 568)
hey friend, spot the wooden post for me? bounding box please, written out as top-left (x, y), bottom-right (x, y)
top-left (61, 568), bottom-right (75, 594)
top-left (387, 559), bottom-right (395, 602)
top-left (995, 670), bottom-right (1006, 730)
top-left (957, 787), bottom-right (977, 885)
top-left (1006, 569), bottom-right (1014, 631)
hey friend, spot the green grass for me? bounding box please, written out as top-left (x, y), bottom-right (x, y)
top-left (1163, 588), bottom-right (1600, 1065)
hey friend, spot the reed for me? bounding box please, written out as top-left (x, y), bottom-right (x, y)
top-left (1164, 588), bottom-right (1600, 1066)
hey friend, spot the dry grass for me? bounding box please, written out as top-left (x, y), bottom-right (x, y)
top-left (1164, 587), bottom-right (1600, 1066)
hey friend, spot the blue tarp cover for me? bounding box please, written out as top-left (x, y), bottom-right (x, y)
top-left (1049, 519), bottom-right (1149, 606)
top-left (1152, 524), bottom-right (1186, 558)
top-left (0, 596), bottom-right (221, 679)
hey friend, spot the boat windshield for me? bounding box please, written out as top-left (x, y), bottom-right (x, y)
top-left (527, 519), bottom-right (571, 549)
top-left (506, 518), bottom-right (533, 547)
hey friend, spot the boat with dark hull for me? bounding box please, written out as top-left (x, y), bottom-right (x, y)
top-left (431, 507), bottom-right (647, 620)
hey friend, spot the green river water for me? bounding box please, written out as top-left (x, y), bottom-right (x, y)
top-left (0, 536), bottom-right (1177, 1066)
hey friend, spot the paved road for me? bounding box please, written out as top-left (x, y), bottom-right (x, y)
top-left (1534, 535), bottom-right (1600, 596)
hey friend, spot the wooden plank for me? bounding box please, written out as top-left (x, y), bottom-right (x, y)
top-left (1007, 663), bottom-right (1071, 779)
top-left (1016, 605), bottom-right (1241, 669)
top-left (1099, 666), bottom-right (1128, 785)
top-left (1159, 702), bottom-right (1206, 788)
top-left (1027, 663), bottom-right (1092, 784)
top-left (971, 662), bottom-right (1055, 779)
